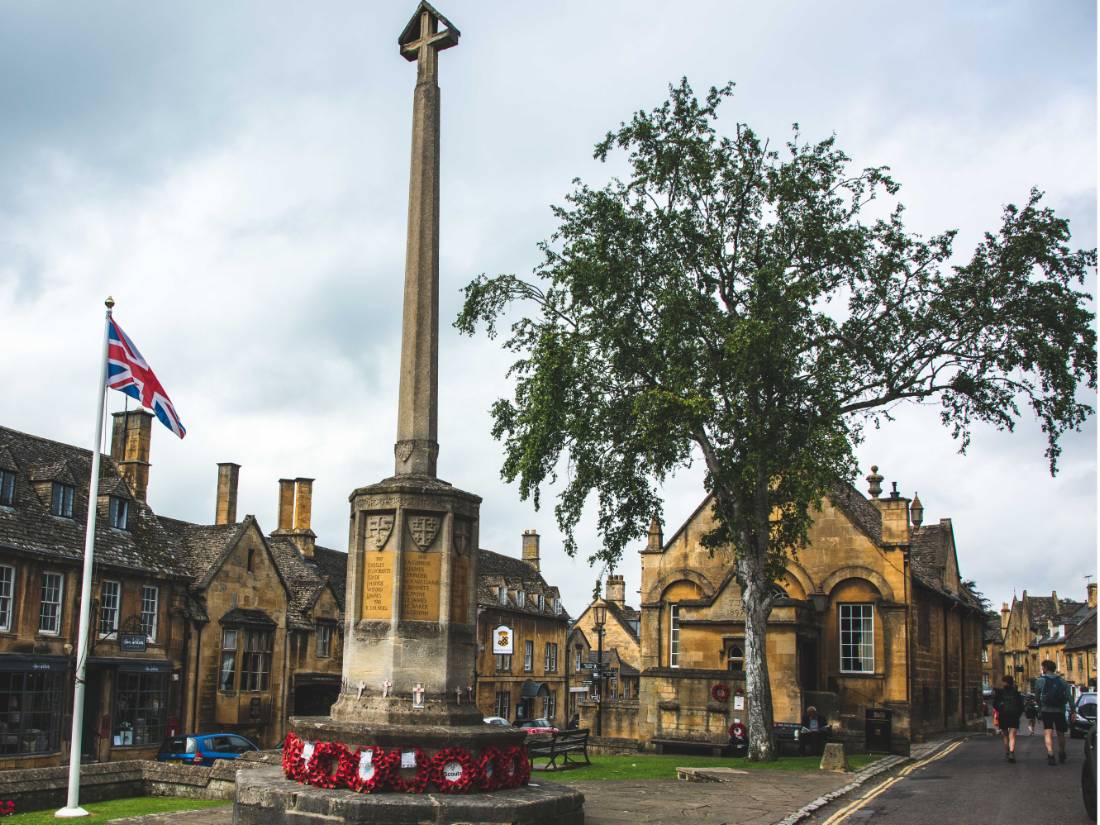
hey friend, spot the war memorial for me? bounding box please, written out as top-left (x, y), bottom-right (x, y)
top-left (233, 3), bottom-right (584, 823)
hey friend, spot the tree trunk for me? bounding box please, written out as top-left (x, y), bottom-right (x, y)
top-left (739, 550), bottom-right (776, 761)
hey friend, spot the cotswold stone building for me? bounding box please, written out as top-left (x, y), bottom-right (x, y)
top-left (0, 412), bottom-right (348, 765)
top-left (1001, 584), bottom-right (1096, 691)
top-left (473, 532), bottom-right (570, 725)
top-left (582, 468), bottom-right (985, 753)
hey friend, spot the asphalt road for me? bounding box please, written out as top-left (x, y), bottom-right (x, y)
top-left (805, 731), bottom-right (1094, 825)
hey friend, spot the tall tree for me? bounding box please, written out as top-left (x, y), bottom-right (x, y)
top-left (456, 80), bottom-right (1095, 760)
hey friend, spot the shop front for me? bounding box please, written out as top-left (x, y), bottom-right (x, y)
top-left (0, 655), bottom-right (68, 767)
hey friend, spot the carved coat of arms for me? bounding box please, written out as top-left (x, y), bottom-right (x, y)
top-left (408, 515), bottom-right (440, 549)
top-left (453, 520), bottom-right (469, 555)
top-left (366, 515), bottom-right (394, 550)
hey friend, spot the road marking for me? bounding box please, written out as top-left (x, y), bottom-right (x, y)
top-left (819, 739), bottom-right (967, 825)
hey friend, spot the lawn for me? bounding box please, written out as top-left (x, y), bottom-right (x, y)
top-left (4, 797), bottom-right (229, 824)
top-left (539, 752), bottom-right (880, 780)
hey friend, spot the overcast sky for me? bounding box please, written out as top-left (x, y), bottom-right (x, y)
top-left (0, 1), bottom-right (1095, 619)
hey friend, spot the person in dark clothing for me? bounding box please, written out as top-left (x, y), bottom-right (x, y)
top-left (566, 713), bottom-right (580, 730)
top-left (1023, 693), bottom-right (1039, 735)
top-left (799, 706), bottom-right (830, 756)
top-left (992, 675), bottom-right (1024, 762)
top-left (1035, 659), bottom-right (1071, 765)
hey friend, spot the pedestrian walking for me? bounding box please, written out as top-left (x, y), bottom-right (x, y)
top-left (992, 675), bottom-right (1023, 762)
top-left (1023, 693), bottom-right (1038, 735)
top-left (1035, 659), bottom-right (1071, 765)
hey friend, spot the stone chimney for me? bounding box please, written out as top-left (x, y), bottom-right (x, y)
top-left (521, 529), bottom-right (540, 572)
top-left (1088, 582), bottom-right (1096, 609)
top-left (1001, 602), bottom-right (1011, 632)
top-left (606, 573), bottom-right (625, 608)
top-left (279, 478), bottom-right (317, 558)
top-left (215, 463), bottom-right (240, 525)
top-left (277, 479), bottom-right (295, 531)
top-left (110, 410), bottom-right (153, 502)
top-left (867, 471), bottom-right (910, 545)
top-left (646, 516), bottom-right (663, 552)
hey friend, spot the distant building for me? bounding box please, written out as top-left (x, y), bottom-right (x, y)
top-left (474, 531), bottom-right (569, 725)
top-left (981, 612), bottom-right (1005, 692)
top-left (1002, 589), bottom-right (1089, 687)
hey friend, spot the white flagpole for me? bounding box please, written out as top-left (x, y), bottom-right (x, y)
top-left (56, 296), bottom-right (114, 819)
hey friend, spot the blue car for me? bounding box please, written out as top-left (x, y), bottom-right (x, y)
top-left (156, 733), bottom-right (259, 766)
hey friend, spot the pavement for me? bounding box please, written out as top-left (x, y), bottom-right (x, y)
top-left (801, 730), bottom-right (1093, 825)
top-left (107, 733), bottom-right (1089, 825)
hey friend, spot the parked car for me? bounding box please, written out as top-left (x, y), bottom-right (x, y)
top-left (515, 718), bottom-right (558, 735)
top-left (157, 733), bottom-right (259, 766)
top-left (483, 716), bottom-right (510, 727)
top-left (1082, 723), bottom-right (1096, 821)
top-left (1073, 693), bottom-right (1097, 739)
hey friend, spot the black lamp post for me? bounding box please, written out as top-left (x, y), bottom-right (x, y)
top-left (593, 603), bottom-right (607, 736)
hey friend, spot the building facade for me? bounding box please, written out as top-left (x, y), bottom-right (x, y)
top-left (474, 532), bottom-right (570, 725)
top-left (0, 413), bottom-right (349, 764)
top-left (576, 468), bottom-right (985, 754)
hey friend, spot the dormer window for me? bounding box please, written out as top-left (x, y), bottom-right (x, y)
top-left (0, 470), bottom-right (13, 507)
top-left (516, 590), bottom-right (526, 608)
top-left (535, 593), bottom-right (544, 611)
top-left (498, 586), bottom-right (507, 605)
top-left (109, 496), bottom-right (129, 530)
top-left (50, 483), bottom-right (74, 518)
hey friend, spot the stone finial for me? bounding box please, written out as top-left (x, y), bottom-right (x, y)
top-left (909, 492), bottom-right (923, 528)
top-left (647, 515), bottom-right (663, 552)
top-left (866, 465), bottom-right (883, 499)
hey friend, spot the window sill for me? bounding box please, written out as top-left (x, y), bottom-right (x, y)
top-left (837, 671), bottom-right (885, 680)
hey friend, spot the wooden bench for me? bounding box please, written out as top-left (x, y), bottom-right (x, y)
top-left (527, 729), bottom-right (591, 771)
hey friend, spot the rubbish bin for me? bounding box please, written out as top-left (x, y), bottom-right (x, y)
top-left (865, 707), bottom-right (892, 753)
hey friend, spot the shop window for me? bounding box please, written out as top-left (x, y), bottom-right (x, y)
top-left (0, 566), bottom-right (15, 632)
top-left (140, 586), bottom-right (158, 641)
top-left (669, 604), bottom-right (681, 668)
top-left (0, 669), bottom-right (64, 754)
top-left (316, 623), bottom-right (334, 658)
top-left (839, 603), bottom-right (874, 673)
top-left (494, 690), bottom-right (510, 719)
top-left (99, 580), bottom-right (120, 636)
top-left (220, 630), bottom-right (238, 692)
top-left (108, 496), bottom-right (129, 530)
top-left (524, 640), bottom-right (533, 672)
top-left (545, 642), bottom-right (558, 672)
top-left (240, 630), bottom-right (273, 691)
top-left (112, 671), bottom-right (167, 747)
top-left (50, 483), bottom-right (74, 518)
top-left (0, 471), bottom-right (14, 507)
top-left (38, 572), bottom-right (63, 635)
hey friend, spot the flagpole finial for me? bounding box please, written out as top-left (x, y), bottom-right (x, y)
top-left (105, 296), bottom-right (115, 310)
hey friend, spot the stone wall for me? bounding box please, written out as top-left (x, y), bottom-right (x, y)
top-left (0, 754), bottom-right (276, 813)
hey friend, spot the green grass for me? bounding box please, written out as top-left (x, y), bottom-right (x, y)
top-left (541, 752), bottom-right (880, 781)
top-left (5, 796), bottom-right (230, 824)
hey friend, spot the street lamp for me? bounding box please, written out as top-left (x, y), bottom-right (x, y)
top-left (593, 604), bottom-right (607, 737)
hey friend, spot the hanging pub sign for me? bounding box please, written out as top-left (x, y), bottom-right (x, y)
top-left (492, 625), bottom-right (513, 654)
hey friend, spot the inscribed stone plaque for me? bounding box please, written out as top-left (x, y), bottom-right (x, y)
top-left (401, 551), bottom-right (441, 621)
top-left (450, 552), bottom-right (470, 623)
top-left (361, 550), bottom-right (395, 620)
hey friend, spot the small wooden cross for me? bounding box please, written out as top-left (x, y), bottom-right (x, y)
top-left (398, 2), bottom-right (460, 84)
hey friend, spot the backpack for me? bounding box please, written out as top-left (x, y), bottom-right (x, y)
top-left (1001, 689), bottom-right (1023, 718)
top-left (1039, 675), bottom-right (1069, 708)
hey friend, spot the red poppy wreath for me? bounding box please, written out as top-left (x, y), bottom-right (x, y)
top-left (430, 747), bottom-right (479, 794)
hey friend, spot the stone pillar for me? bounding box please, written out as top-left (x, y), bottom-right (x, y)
top-left (215, 462), bottom-right (240, 525)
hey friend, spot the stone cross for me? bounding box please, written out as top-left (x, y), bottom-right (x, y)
top-left (454, 686), bottom-right (463, 704)
top-left (393, 2), bottom-right (460, 478)
top-left (413, 683), bottom-right (426, 708)
top-left (356, 680), bottom-right (366, 701)
top-left (382, 679), bottom-right (392, 698)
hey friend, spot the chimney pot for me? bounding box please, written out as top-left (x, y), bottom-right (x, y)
top-left (215, 463), bottom-right (240, 525)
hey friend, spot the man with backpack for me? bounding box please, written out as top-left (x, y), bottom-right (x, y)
top-left (1034, 659), bottom-right (1071, 765)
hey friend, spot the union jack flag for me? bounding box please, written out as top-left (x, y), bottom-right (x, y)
top-left (107, 318), bottom-right (187, 439)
